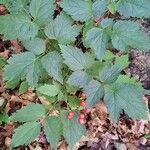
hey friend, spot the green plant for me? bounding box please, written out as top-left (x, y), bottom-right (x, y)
top-left (0, 0), bottom-right (150, 149)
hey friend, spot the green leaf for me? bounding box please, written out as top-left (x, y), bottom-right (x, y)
top-left (145, 134), bottom-right (150, 139)
top-left (104, 83), bottom-right (149, 123)
top-left (101, 18), bottom-right (114, 29)
top-left (107, 1), bottom-right (117, 14)
top-left (85, 27), bottom-right (109, 59)
top-left (37, 84), bottom-right (60, 97)
top-left (41, 52), bottom-right (63, 84)
top-left (61, 111), bottom-right (86, 149)
top-left (9, 103), bottom-right (46, 122)
top-left (117, 0), bottom-right (150, 18)
top-left (4, 52), bottom-right (41, 89)
top-left (103, 50), bottom-right (115, 60)
top-left (83, 20), bottom-right (94, 47)
top-left (84, 80), bottom-right (104, 107)
top-left (104, 53), bottom-right (130, 70)
top-left (11, 121), bottom-right (41, 148)
top-left (0, 13), bottom-right (39, 41)
top-left (104, 84), bottom-right (122, 123)
top-left (44, 116), bottom-right (63, 150)
top-left (0, 0), bottom-right (31, 13)
top-left (116, 75), bottom-right (142, 86)
top-left (93, 0), bottom-right (109, 17)
top-left (86, 61), bottom-right (105, 78)
top-left (99, 65), bottom-right (122, 83)
top-left (115, 54), bottom-right (130, 69)
top-left (29, 0), bottom-right (55, 25)
top-left (0, 113), bottom-right (9, 123)
top-left (60, 0), bottom-right (93, 22)
top-left (112, 21), bottom-right (150, 51)
top-left (45, 13), bottom-right (81, 44)
top-left (19, 81), bottom-right (29, 95)
top-left (68, 96), bottom-right (80, 109)
top-left (67, 71), bottom-right (90, 88)
top-left (60, 45), bottom-right (94, 71)
top-left (0, 57), bottom-right (6, 69)
top-left (23, 38), bottom-right (46, 55)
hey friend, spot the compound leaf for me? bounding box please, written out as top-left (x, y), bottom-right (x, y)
top-left (10, 103), bottom-right (46, 122)
top-left (117, 0), bottom-right (150, 18)
top-left (104, 83), bottom-right (149, 123)
top-left (84, 80), bottom-right (104, 107)
top-left (29, 0), bottom-right (55, 25)
top-left (60, 45), bottom-right (94, 71)
top-left (67, 70), bottom-right (90, 88)
top-left (4, 52), bottom-right (41, 89)
top-left (0, 0), bottom-right (31, 13)
top-left (45, 13), bottom-right (81, 44)
top-left (60, 0), bottom-right (93, 22)
top-left (44, 116), bottom-right (63, 150)
top-left (61, 111), bottom-right (86, 149)
top-left (19, 81), bottom-right (29, 95)
top-left (115, 54), bottom-right (130, 69)
top-left (0, 57), bottom-right (6, 69)
top-left (99, 65), bottom-right (122, 83)
top-left (37, 84), bottom-right (60, 97)
top-left (11, 122), bottom-right (41, 148)
top-left (0, 13), bottom-right (39, 41)
top-left (85, 27), bottom-right (109, 59)
top-left (41, 52), bottom-right (63, 83)
top-left (93, 0), bottom-right (109, 17)
top-left (112, 21), bottom-right (150, 51)
top-left (23, 38), bottom-right (46, 55)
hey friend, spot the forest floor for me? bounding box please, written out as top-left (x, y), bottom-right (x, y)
top-left (0, 5), bottom-right (150, 150)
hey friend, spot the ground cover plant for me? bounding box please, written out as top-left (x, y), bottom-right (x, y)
top-left (0, 0), bottom-right (150, 149)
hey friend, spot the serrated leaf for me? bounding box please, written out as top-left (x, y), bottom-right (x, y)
top-left (19, 81), bottom-right (29, 95)
top-left (60, 45), bottom-right (94, 71)
top-left (145, 134), bottom-right (150, 139)
top-left (83, 20), bottom-right (94, 47)
top-left (11, 122), bottom-right (40, 148)
top-left (112, 21), bottom-right (150, 51)
top-left (60, 0), bottom-right (93, 22)
top-left (37, 84), bottom-right (60, 97)
top-left (41, 52), bottom-right (63, 83)
top-left (117, 0), bottom-right (150, 18)
top-left (84, 80), bottom-right (104, 107)
top-left (67, 70), bottom-right (90, 88)
top-left (99, 65), bottom-right (122, 83)
top-left (115, 55), bottom-right (130, 69)
top-left (68, 96), bottom-right (80, 109)
top-left (103, 50), bottom-right (115, 60)
top-left (85, 27), bottom-right (109, 59)
top-left (0, 13), bottom-right (39, 41)
top-left (101, 18), bottom-right (114, 29)
top-left (86, 61), bottom-right (105, 78)
top-left (104, 84), bottom-right (122, 122)
top-left (104, 83), bottom-right (149, 123)
top-left (61, 111), bottom-right (86, 149)
top-left (116, 75), bottom-right (142, 86)
top-left (93, 0), bottom-right (109, 17)
top-left (107, 1), bottom-right (117, 14)
top-left (44, 116), bottom-right (63, 150)
top-left (9, 103), bottom-right (46, 122)
top-left (0, 0), bottom-right (31, 13)
top-left (4, 52), bottom-right (41, 89)
top-left (45, 13), bottom-right (81, 44)
top-left (23, 38), bottom-right (46, 55)
top-left (29, 0), bottom-right (55, 25)
top-left (0, 113), bottom-right (9, 123)
top-left (0, 57), bottom-right (6, 69)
